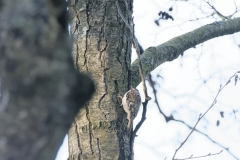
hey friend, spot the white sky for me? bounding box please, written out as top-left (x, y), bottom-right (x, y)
top-left (56, 0), bottom-right (240, 159)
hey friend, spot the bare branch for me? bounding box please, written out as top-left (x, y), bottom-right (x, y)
top-left (131, 17), bottom-right (240, 88)
top-left (132, 100), bottom-right (148, 138)
top-left (203, 0), bottom-right (240, 20)
top-left (174, 150), bottom-right (222, 160)
top-left (203, 0), bottom-right (230, 20)
top-left (172, 71), bottom-right (239, 160)
top-left (115, 0), bottom-right (151, 100)
top-left (148, 72), bottom-right (239, 159)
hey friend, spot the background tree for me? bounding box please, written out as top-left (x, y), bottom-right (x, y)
top-left (0, 0), bottom-right (94, 160)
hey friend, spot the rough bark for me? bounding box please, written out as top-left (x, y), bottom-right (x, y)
top-left (0, 0), bottom-right (94, 160)
top-left (131, 17), bottom-right (240, 87)
top-left (68, 0), bottom-right (134, 159)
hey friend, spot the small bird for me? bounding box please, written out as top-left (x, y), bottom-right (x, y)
top-left (120, 87), bottom-right (141, 136)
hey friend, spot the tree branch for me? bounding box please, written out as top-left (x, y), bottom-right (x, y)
top-left (148, 73), bottom-right (239, 159)
top-left (131, 17), bottom-right (240, 88)
top-left (172, 71), bottom-right (239, 160)
top-left (174, 150), bottom-right (222, 160)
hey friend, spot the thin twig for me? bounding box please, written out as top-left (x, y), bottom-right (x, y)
top-left (132, 100), bottom-right (148, 137)
top-left (174, 150), bottom-right (222, 160)
top-left (115, 0), bottom-right (151, 100)
top-left (172, 71), bottom-right (239, 160)
top-left (115, 0), bottom-right (132, 29)
top-left (148, 72), bottom-right (239, 159)
top-left (203, 0), bottom-right (230, 20)
top-left (205, 0), bottom-right (240, 19)
top-left (116, 0), bottom-right (152, 145)
top-left (147, 74), bottom-right (167, 118)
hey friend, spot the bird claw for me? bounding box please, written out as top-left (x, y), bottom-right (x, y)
top-left (117, 94), bottom-right (123, 106)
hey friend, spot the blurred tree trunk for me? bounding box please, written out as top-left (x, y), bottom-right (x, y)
top-left (0, 0), bottom-right (94, 160)
top-left (68, 0), bottom-right (134, 159)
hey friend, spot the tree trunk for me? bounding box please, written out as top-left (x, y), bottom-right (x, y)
top-left (68, 0), bottom-right (134, 159)
top-left (0, 0), bottom-right (94, 160)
